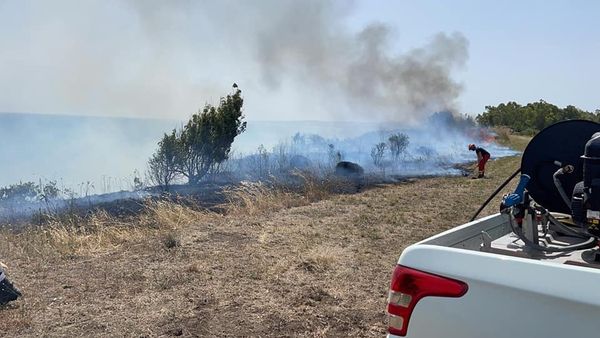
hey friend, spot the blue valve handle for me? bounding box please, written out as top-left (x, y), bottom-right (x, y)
top-left (502, 174), bottom-right (531, 207)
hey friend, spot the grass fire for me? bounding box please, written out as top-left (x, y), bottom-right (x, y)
top-left (0, 84), bottom-right (515, 225)
top-left (0, 83), bottom-right (519, 336)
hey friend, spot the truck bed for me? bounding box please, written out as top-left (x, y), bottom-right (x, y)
top-left (420, 213), bottom-right (600, 269)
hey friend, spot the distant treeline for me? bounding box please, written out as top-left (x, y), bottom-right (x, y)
top-left (476, 100), bottom-right (600, 134)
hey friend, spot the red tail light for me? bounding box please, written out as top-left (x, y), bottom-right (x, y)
top-left (387, 265), bottom-right (468, 336)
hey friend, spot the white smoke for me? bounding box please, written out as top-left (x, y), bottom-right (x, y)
top-left (0, 0), bottom-right (484, 222)
top-left (0, 0), bottom-right (468, 121)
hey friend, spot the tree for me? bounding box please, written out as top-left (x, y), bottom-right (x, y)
top-left (327, 144), bottom-right (342, 167)
top-left (38, 180), bottom-right (60, 203)
top-left (148, 85), bottom-right (247, 187)
top-left (252, 144), bottom-right (270, 178)
top-left (148, 130), bottom-right (180, 190)
top-left (371, 142), bottom-right (387, 173)
top-left (177, 85), bottom-right (246, 185)
top-left (388, 133), bottom-right (409, 161)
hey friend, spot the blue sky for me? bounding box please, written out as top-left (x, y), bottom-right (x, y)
top-left (351, 0), bottom-right (599, 114)
top-left (0, 0), bottom-right (597, 120)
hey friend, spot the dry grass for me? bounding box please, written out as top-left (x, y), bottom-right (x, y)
top-left (223, 181), bottom-right (305, 216)
top-left (0, 200), bottom-right (210, 261)
top-left (223, 173), bottom-right (356, 216)
top-left (0, 134), bottom-right (529, 337)
top-left (2, 212), bottom-right (135, 260)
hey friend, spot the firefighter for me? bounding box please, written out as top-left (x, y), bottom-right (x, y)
top-left (468, 144), bottom-right (490, 179)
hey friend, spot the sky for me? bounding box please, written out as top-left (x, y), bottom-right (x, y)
top-left (0, 0), bottom-right (598, 121)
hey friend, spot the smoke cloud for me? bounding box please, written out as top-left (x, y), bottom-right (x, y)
top-left (0, 0), bottom-right (468, 121)
top-left (253, 3), bottom-right (468, 119)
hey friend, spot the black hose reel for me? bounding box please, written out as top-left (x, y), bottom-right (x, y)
top-left (517, 120), bottom-right (600, 250)
top-left (520, 120), bottom-right (600, 215)
top-left (474, 120), bottom-right (600, 252)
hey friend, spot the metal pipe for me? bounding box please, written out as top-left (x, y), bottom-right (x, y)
top-left (553, 165), bottom-right (574, 210)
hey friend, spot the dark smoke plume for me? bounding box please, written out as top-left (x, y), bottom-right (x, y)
top-left (253, 1), bottom-right (469, 119)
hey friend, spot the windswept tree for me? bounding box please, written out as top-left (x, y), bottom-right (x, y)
top-left (148, 85), bottom-right (246, 187)
top-left (388, 133), bottom-right (409, 161)
top-left (178, 86), bottom-right (246, 184)
top-left (148, 130), bottom-right (180, 190)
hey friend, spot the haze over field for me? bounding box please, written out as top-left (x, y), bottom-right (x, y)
top-left (0, 112), bottom-right (517, 193)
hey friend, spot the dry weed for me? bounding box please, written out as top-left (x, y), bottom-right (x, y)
top-left (223, 181), bottom-right (304, 216)
top-left (1, 211), bottom-right (138, 259)
top-left (0, 306), bottom-right (31, 332)
top-left (292, 171), bottom-right (332, 202)
top-left (160, 230), bottom-right (181, 249)
top-left (138, 199), bottom-right (211, 229)
top-left (224, 173), bottom-right (357, 216)
top-left (293, 171), bottom-right (358, 200)
top-left (493, 126), bottom-right (512, 144)
top-left (299, 245), bottom-right (349, 273)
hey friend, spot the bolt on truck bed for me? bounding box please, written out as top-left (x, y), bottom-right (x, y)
top-left (386, 213), bottom-right (600, 337)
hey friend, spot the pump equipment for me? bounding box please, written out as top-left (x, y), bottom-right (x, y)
top-left (571, 133), bottom-right (600, 236)
top-left (492, 120), bottom-right (600, 253)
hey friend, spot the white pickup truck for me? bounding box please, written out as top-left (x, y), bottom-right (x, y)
top-left (386, 120), bottom-right (600, 337)
top-left (386, 213), bottom-right (600, 337)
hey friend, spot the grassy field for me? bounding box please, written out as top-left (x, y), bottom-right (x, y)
top-left (0, 135), bottom-right (528, 337)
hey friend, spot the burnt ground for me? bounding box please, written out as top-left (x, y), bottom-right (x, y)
top-left (0, 137), bottom-right (526, 337)
top-left (2, 158), bottom-right (477, 229)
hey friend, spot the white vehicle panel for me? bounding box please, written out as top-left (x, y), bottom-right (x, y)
top-left (391, 245), bottom-right (600, 337)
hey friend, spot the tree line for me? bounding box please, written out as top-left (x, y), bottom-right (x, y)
top-left (0, 181), bottom-right (60, 203)
top-left (476, 100), bottom-right (600, 134)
